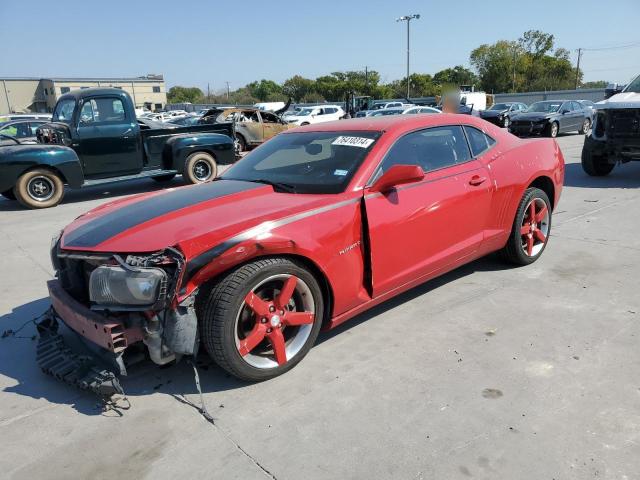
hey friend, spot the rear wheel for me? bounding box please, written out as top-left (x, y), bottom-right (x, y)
top-left (579, 118), bottom-right (591, 135)
top-left (1, 189), bottom-right (16, 200)
top-left (500, 187), bottom-right (551, 265)
top-left (581, 146), bottom-right (614, 176)
top-left (14, 168), bottom-right (64, 209)
top-left (546, 121), bottom-right (558, 138)
top-left (184, 152), bottom-right (217, 184)
top-left (235, 133), bottom-right (246, 153)
top-left (199, 258), bottom-right (324, 381)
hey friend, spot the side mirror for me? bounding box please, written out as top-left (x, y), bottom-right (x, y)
top-left (370, 165), bottom-right (425, 193)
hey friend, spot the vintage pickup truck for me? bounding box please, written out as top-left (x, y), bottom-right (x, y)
top-left (0, 88), bottom-right (236, 208)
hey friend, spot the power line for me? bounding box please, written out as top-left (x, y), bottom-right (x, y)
top-left (581, 41), bottom-right (640, 52)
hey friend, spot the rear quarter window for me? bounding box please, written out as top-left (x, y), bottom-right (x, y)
top-left (464, 126), bottom-right (496, 157)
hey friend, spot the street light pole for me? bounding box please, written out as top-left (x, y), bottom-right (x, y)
top-left (396, 14), bottom-right (420, 99)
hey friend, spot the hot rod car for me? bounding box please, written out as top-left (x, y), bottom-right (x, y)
top-left (40, 114), bottom-right (564, 394)
top-left (0, 88), bottom-right (236, 209)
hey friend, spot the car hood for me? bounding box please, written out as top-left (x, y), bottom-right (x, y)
top-left (511, 112), bottom-right (554, 121)
top-left (480, 109), bottom-right (507, 118)
top-left (60, 180), bottom-right (342, 259)
top-left (597, 91), bottom-right (640, 110)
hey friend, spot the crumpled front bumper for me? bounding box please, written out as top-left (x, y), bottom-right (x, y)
top-left (35, 280), bottom-right (146, 397)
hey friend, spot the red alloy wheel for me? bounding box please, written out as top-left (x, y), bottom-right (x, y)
top-left (520, 197), bottom-right (550, 257)
top-left (235, 274), bottom-right (315, 369)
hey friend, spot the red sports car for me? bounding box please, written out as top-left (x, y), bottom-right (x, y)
top-left (43, 114), bottom-right (564, 388)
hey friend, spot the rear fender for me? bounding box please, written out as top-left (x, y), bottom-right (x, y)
top-left (165, 133), bottom-right (235, 173)
top-left (0, 144), bottom-right (83, 192)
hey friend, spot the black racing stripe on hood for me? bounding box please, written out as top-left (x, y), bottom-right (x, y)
top-left (63, 180), bottom-right (262, 248)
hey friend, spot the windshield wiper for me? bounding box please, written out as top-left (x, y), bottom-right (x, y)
top-left (246, 178), bottom-right (298, 193)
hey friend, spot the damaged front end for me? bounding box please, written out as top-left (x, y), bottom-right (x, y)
top-left (38, 243), bottom-right (199, 396)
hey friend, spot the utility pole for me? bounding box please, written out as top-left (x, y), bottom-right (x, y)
top-left (575, 48), bottom-right (582, 89)
top-left (364, 66), bottom-right (369, 93)
top-left (225, 81), bottom-right (230, 100)
top-left (396, 14), bottom-right (420, 99)
top-left (512, 46), bottom-right (517, 92)
top-left (207, 83), bottom-right (210, 101)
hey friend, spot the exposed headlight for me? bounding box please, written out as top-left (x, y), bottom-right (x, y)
top-left (50, 230), bottom-right (63, 272)
top-left (89, 265), bottom-right (167, 309)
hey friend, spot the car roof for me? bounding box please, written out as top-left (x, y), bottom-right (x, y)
top-left (289, 113), bottom-right (492, 135)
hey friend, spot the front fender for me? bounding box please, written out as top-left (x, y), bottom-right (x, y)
top-left (0, 144), bottom-right (83, 192)
top-left (166, 133), bottom-right (235, 173)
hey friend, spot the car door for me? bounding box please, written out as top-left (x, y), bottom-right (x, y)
top-left (75, 96), bottom-right (143, 178)
top-left (364, 125), bottom-right (493, 297)
top-left (571, 101), bottom-right (586, 128)
top-left (259, 111), bottom-right (286, 141)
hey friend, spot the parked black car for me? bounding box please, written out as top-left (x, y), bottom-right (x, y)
top-left (479, 102), bottom-right (528, 128)
top-left (509, 100), bottom-right (591, 138)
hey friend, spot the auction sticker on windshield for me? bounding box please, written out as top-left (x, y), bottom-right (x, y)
top-left (332, 136), bottom-right (375, 148)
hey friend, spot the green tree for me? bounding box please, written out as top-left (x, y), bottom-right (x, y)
top-left (282, 75), bottom-right (316, 101)
top-left (581, 80), bottom-right (608, 88)
top-left (470, 40), bottom-right (521, 93)
top-left (167, 86), bottom-right (204, 103)
top-left (247, 79), bottom-right (285, 101)
top-left (433, 66), bottom-right (478, 88)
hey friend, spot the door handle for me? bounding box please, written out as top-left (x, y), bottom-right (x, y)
top-left (469, 175), bottom-right (487, 186)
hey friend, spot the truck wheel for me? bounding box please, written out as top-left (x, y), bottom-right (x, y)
top-left (235, 133), bottom-right (246, 153)
top-left (184, 152), bottom-right (217, 184)
top-left (14, 168), bottom-right (64, 209)
top-left (499, 187), bottom-right (552, 266)
top-left (151, 174), bottom-right (176, 182)
top-left (579, 118), bottom-right (591, 135)
top-left (582, 146), bottom-right (614, 176)
top-left (198, 257), bottom-right (324, 381)
top-left (546, 121), bottom-right (558, 138)
top-left (1, 189), bottom-right (16, 200)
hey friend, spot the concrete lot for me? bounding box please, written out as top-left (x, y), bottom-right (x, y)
top-left (1, 134), bottom-right (639, 479)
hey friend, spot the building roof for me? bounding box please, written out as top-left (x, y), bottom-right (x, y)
top-left (0, 75), bottom-right (164, 83)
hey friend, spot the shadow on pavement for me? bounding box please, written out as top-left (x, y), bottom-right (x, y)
top-left (0, 255), bottom-right (512, 416)
top-left (563, 161), bottom-right (640, 189)
top-left (0, 177), bottom-right (185, 212)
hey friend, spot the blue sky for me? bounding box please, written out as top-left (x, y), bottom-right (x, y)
top-left (1, 0), bottom-right (639, 92)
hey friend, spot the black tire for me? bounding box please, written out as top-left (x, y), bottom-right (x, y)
top-left (1, 189), bottom-right (16, 200)
top-left (300, 122), bottom-right (310, 126)
top-left (503, 116), bottom-right (510, 128)
top-left (581, 145), bottom-right (614, 176)
top-left (183, 151), bottom-right (217, 184)
top-left (235, 133), bottom-right (247, 153)
top-left (500, 187), bottom-right (552, 265)
top-left (579, 118), bottom-right (591, 135)
top-left (14, 168), bottom-right (64, 209)
top-left (198, 257), bottom-right (324, 381)
top-left (151, 174), bottom-right (176, 182)
top-left (546, 121), bottom-right (558, 138)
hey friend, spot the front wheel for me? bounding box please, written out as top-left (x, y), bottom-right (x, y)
top-left (14, 168), bottom-right (64, 209)
top-left (235, 133), bottom-right (246, 153)
top-left (500, 187), bottom-right (552, 265)
top-left (546, 121), bottom-right (559, 138)
top-left (199, 258), bottom-right (324, 381)
top-left (184, 152), bottom-right (218, 184)
top-left (582, 146), bottom-right (614, 176)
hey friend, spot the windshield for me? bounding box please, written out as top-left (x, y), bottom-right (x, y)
top-left (52, 98), bottom-right (76, 122)
top-left (489, 103), bottom-right (510, 111)
top-left (221, 130), bottom-right (380, 194)
top-left (624, 75), bottom-right (640, 93)
top-left (527, 101), bottom-right (562, 113)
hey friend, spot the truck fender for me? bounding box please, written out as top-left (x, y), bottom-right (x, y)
top-left (165, 133), bottom-right (235, 173)
top-left (0, 144), bottom-right (83, 192)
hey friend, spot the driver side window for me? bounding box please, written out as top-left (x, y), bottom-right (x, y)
top-left (376, 126), bottom-right (471, 178)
